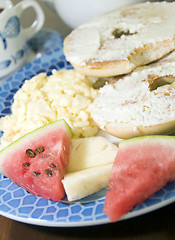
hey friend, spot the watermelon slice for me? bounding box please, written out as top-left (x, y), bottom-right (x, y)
top-left (104, 135), bottom-right (175, 222)
top-left (0, 119), bottom-right (72, 201)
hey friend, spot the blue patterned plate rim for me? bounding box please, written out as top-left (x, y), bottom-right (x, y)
top-left (0, 29), bottom-right (175, 227)
top-left (0, 192), bottom-right (175, 227)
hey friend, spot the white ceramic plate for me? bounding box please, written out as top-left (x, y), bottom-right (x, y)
top-left (0, 30), bottom-right (175, 227)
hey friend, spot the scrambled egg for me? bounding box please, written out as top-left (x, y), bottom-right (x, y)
top-left (0, 69), bottom-right (99, 150)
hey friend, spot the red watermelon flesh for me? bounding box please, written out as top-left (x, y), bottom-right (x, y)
top-left (103, 135), bottom-right (175, 222)
top-left (0, 119), bottom-right (72, 201)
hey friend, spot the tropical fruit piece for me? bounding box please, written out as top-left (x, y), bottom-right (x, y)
top-left (104, 135), bottom-right (175, 222)
top-left (62, 164), bottom-right (113, 201)
top-left (67, 136), bottom-right (118, 172)
top-left (63, 136), bottom-right (118, 201)
top-left (0, 119), bottom-right (72, 201)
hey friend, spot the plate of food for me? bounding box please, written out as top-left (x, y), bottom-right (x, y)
top-left (0, 2), bottom-right (175, 227)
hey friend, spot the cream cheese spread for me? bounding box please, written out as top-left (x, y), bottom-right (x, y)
top-left (65, 2), bottom-right (175, 65)
top-left (90, 52), bottom-right (175, 128)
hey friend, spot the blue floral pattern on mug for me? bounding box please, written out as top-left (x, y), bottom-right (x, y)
top-left (0, 47), bottom-right (27, 70)
top-left (0, 60), bottom-right (11, 70)
top-left (0, 15), bottom-right (27, 72)
top-left (12, 49), bottom-right (25, 64)
top-left (0, 16), bottom-right (20, 50)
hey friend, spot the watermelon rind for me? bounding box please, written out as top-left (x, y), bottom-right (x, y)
top-left (104, 134), bottom-right (175, 222)
top-left (119, 135), bottom-right (175, 148)
top-left (0, 119), bottom-right (72, 175)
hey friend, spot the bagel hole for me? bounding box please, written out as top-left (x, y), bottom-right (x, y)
top-left (150, 76), bottom-right (175, 91)
top-left (112, 29), bottom-right (137, 39)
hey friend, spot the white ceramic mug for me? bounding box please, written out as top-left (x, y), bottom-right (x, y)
top-left (42, 0), bottom-right (146, 29)
top-left (0, 0), bottom-right (45, 78)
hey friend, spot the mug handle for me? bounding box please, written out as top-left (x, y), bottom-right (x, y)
top-left (15, 0), bottom-right (45, 40)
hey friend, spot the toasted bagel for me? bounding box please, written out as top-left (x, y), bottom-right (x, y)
top-left (64, 2), bottom-right (175, 77)
top-left (90, 51), bottom-right (175, 139)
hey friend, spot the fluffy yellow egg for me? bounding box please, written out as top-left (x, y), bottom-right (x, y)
top-left (0, 69), bottom-right (99, 149)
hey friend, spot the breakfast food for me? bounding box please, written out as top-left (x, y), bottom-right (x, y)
top-left (0, 122), bottom-right (118, 202)
top-left (0, 120), bottom-right (72, 201)
top-left (0, 69), bottom-right (99, 150)
top-left (104, 135), bottom-right (175, 222)
top-left (63, 136), bottom-right (118, 201)
top-left (64, 2), bottom-right (175, 77)
top-left (1, 0), bottom-right (175, 216)
top-left (90, 50), bottom-right (175, 139)
top-left (62, 164), bottom-right (113, 201)
top-left (67, 136), bottom-right (118, 172)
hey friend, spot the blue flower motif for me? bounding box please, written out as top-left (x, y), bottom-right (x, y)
top-left (12, 49), bottom-right (25, 64)
top-left (0, 60), bottom-right (11, 70)
top-left (0, 48), bottom-right (25, 72)
top-left (0, 16), bottom-right (20, 49)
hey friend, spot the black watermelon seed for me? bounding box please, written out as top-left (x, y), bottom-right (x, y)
top-left (50, 163), bottom-right (56, 168)
top-left (45, 169), bottom-right (53, 177)
top-left (32, 171), bottom-right (40, 176)
top-left (26, 149), bottom-right (35, 158)
top-left (36, 146), bottom-right (44, 153)
top-left (22, 162), bottom-right (30, 167)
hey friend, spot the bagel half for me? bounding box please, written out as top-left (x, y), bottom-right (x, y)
top-left (64, 2), bottom-right (175, 77)
top-left (90, 51), bottom-right (175, 139)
